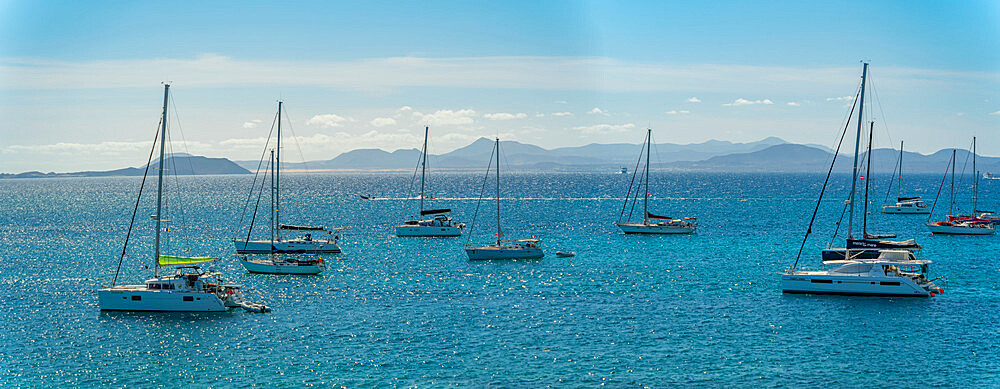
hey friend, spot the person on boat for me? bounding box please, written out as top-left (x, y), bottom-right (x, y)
top-left (304, 233), bottom-right (312, 241)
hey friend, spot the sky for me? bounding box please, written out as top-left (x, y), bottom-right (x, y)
top-left (1, 0), bottom-right (998, 172)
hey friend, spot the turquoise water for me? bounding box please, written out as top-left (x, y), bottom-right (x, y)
top-left (2, 172), bottom-right (999, 386)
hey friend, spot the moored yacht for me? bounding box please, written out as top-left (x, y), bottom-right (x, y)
top-left (926, 140), bottom-right (995, 235)
top-left (396, 127), bottom-right (465, 237)
top-left (616, 128), bottom-right (697, 234)
top-left (882, 141), bottom-right (930, 214)
top-left (781, 251), bottom-right (942, 297)
top-left (240, 255), bottom-right (326, 274)
top-left (464, 138), bottom-right (544, 260)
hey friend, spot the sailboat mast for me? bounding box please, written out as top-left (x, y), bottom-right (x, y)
top-left (863, 121), bottom-right (873, 237)
top-left (495, 138), bottom-right (501, 246)
top-left (898, 140), bottom-right (903, 200)
top-left (419, 126), bottom-right (429, 214)
top-left (276, 101), bottom-right (282, 239)
top-left (644, 128), bottom-right (651, 224)
top-left (950, 149), bottom-right (956, 216)
top-left (847, 62), bottom-right (868, 240)
top-left (973, 137), bottom-right (978, 215)
top-left (270, 149), bottom-right (275, 247)
top-left (153, 84), bottom-right (169, 277)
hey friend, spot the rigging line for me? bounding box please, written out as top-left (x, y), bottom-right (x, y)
top-left (953, 139), bottom-right (974, 213)
top-left (281, 106), bottom-right (311, 172)
top-left (828, 199), bottom-right (849, 247)
top-left (403, 131), bottom-right (423, 220)
top-left (791, 86), bottom-right (861, 271)
top-left (926, 153), bottom-right (953, 223)
top-left (883, 142), bottom-right (901, 204)
top-left (627, 136), bottom-right (647, 222)
top-left (465, 142), bottom-right (496, 245)
top-left (618, 137), bottom-right (645, 223)
top-left (112, 120), bottom-right (161, 286)
top-left (233, 111), bottom-right (278, 237)
top-left (868, 75), bottom-right (896, 149)
top-left (244, 155), bottom-right (271, 246)
top-left (167, 93), bottom-right (198, 182)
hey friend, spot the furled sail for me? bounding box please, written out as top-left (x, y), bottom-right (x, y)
top-left (897, 196), bottom-right (921, 202)
top-left (646, 212), bottom-right (671, 220)
top-left (420, 208), bottom-right (451, 216)
top-left (279, 224), bottom-right (326, 231)
top-left (158, 255), bottom-right (214, 266)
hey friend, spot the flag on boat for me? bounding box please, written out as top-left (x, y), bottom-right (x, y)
top-left (158, 255), bottom-right (214, 266)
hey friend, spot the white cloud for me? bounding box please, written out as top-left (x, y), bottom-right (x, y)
top-left (5, 140), bottom-right (153, 154)
top-left (826, 96), bottom-right (856, 102)
top-left (723, 98), bottom-right (774, 106)
top-left (483, 112), bottom-right (527, 120)
top-left (687, 97), bottom-right (702, 103)
top-left (535, 113), bottom-right (545, 117)
top-left (370, 117), bottom-right (397, 127)
top-left (398, 106), bottom-right (412, 112)
top-left (666, 110), bottom-right (690, 115)
top-left (571, 123), bottom-right (635, 134)
top-left (242, 119), bottom-right (263, 128)
top-left (589, 107), bottom-right (609, 115)
top-left (413, 109), bottom-right (477, 126)
top-left (306, 113), bottom-right (351, 128)
top-left (554, 100), bottom-right (567, 104)
top-left (990, 110), bottom-right (1000, 115)
top-left (786, 102), bottom-right (801, 106)
top-left (552, 112), bottom-right (573, 117)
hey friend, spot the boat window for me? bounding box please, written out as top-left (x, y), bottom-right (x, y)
top-left (833, 264), bottom-right (873, 274)
top-left (810, 279), bottom-right (833, 284)
top-left (880, 281), bottom-right (901, 286)
top-left (131, 296), bottom-right (141, 301)
top-left (183, 296), bottom-right (194, 302)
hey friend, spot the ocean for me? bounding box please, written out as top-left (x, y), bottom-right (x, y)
top-left (2, 171), bottom-right (998, 386)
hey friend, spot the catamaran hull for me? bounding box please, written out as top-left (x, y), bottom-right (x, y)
top-left (927, 224), bottom-right (996, 235)
top-left (240, 259), bottom-right (325, 274)
top-left (465, 247), bottom-right (544, 260)
top-left (617, 223), bottom-right (696, 234)
top-left (395, 225), bottom-right (462, 237)
top-left (881, 206), bottom-right (930, 214)
top-left (780, 275), bottom-right (932, 297)
top-left (98, 288), bottom-right (230, 312)
top-left (233, 239), bottom-right (341, 254)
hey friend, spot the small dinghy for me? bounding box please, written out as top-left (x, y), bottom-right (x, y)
top-left (556, 251), bottom-right (575, 258)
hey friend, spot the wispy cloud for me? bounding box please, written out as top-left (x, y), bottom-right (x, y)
top-left (687, 97), bottom-right (701, 103)
top-left (412, 109), bottom-right (477, 126)
top-left (242, 119), bottom-right (263, 128)
top-left (370, 117), bottom-right (397, 127)
top-left (588, 107), bottom-right (609, 115)
top-left (483, 112), bottom-right (527, 120)
top-left (722, 98), bottom-right (774, 106)
top-left (666, 110), bottom-right (690, 115)
top-left (990, 110), bottom-right (1000, 115)
top-left (306, 113), bottom-right (352, 128)
top-left (554, 100), bottom-right (567, 104)
top-left (571, 123), bottom-right (635, 134)
top-left (786, 102), bottom-right (801, 106)
top-left (826, 96), bottom-right (855, 102)
top-left (552, 112), bottom-right (573, 117)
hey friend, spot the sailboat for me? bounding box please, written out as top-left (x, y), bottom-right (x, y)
top-left (780, 62), bottom-right (942, 297)
top-left (616, 128), bottom-right (697, 234)
top-left (233, 101), bottom-right (342, 255)
top-left (98, 84), bottom-right (269, 312)
top-left (822, 122), bottom-right (921, 261)
top-left (395, 127), bottom-right (465, 237)
top-left (927, 138), bottom-right (995, 235)
top-left (881, 141), bottom-right (930, 214)
top-left (464, 138), bottom-right (544, 260)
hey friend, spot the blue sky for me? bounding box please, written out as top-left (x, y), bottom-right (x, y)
top-left (1, 0), bottom-right (998, 172)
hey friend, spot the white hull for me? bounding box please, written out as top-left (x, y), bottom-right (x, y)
top-left (781, 273), bottom-right (932, 297)
top-left (618, 223), bottom-right (696, 234)
top-left (98, 287), bottom-right (232, 312)
top-left (881, 206), bottom-right (930, 214)
top-left (240, 259), bottom-right (326, 274)
top-left (233, 239), bottom-right (341, 254)
top-left (927, 223), bottom-right (995, 235)
top-left (466, 246), bottom-right (544, 260)
top-left (395, 225), bottom-right (462, 237)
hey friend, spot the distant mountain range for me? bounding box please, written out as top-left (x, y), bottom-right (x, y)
top-left (0, 154), bottom-right (249, 179)
top-left (5, 138), bottom-right (996, 178)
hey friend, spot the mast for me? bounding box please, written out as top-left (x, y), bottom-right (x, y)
top-left (863, 121), bottom-right (873, 237)
top-left (973, 137), bottom-right (978, 215)
top-left (495, 138), bottom-right (501, 246)
top-left (898, 140), bottom-right (903, 200)
top-left (275, 101), bottom-right (282, 239)
top-left (153, 84), bottom-right (169, 277)
top-left (950, 149), bottom-right (956, 216)
top-left (847, 62), bottom-right (868, 240)
top-left (270, 149), bottom-right (275, 248)
top-left (643, 128), bottom-right (651, 224)
top-left (419, 126), bottom-right (429, 215)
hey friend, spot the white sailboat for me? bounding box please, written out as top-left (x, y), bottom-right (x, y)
top-left (780, 62), bottom-right (942, 297)
top-left (396, 127), bottom-right (465, 237)
top-left (616, 128), bottom-right (697, 234)
top-left (465, 138), bottom-right (544, 260)
top-left (233, 101), bottom-right (341, 257)
top-left (98, 84), bottom-right (269, 312)
top-left (881, 141), bottom-right (930, 214)
top-left (927, 139), bottom-right (995, 235)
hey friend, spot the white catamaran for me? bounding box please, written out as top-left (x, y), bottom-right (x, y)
top-left (396, 127), bottom-right (465, 237)
top-left (881, 141), bottom-right (930, 214)
top-left (617, 128), bottom-right (697, 234)
top-left (98, 84), bottom-right (269, 312)
top-left (464, 138), bottom-right (544, 260)
top-left (233, 101), bottom-right (342, 255)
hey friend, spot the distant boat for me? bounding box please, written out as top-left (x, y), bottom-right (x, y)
top-left (98, 84), bottom-right (268, 312)
top-left (984, 172), bottom-right (1000, 180)
top-left (619, 167), bottom-right (628, 174)
top-left (881, 141), bottom-right (930, 214)
top-left (556, 251), bottom-right (575, 257)
top-left (781, 62), bottom-right (942, 297)
top-left (927, 138), bottom-right (995, 235)
top-left (464, 138), bottom-right (544, 260)
top-left (616, 128), bottom-right (697, 234)
top-left (396, 127), bottom-right (465, 237)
